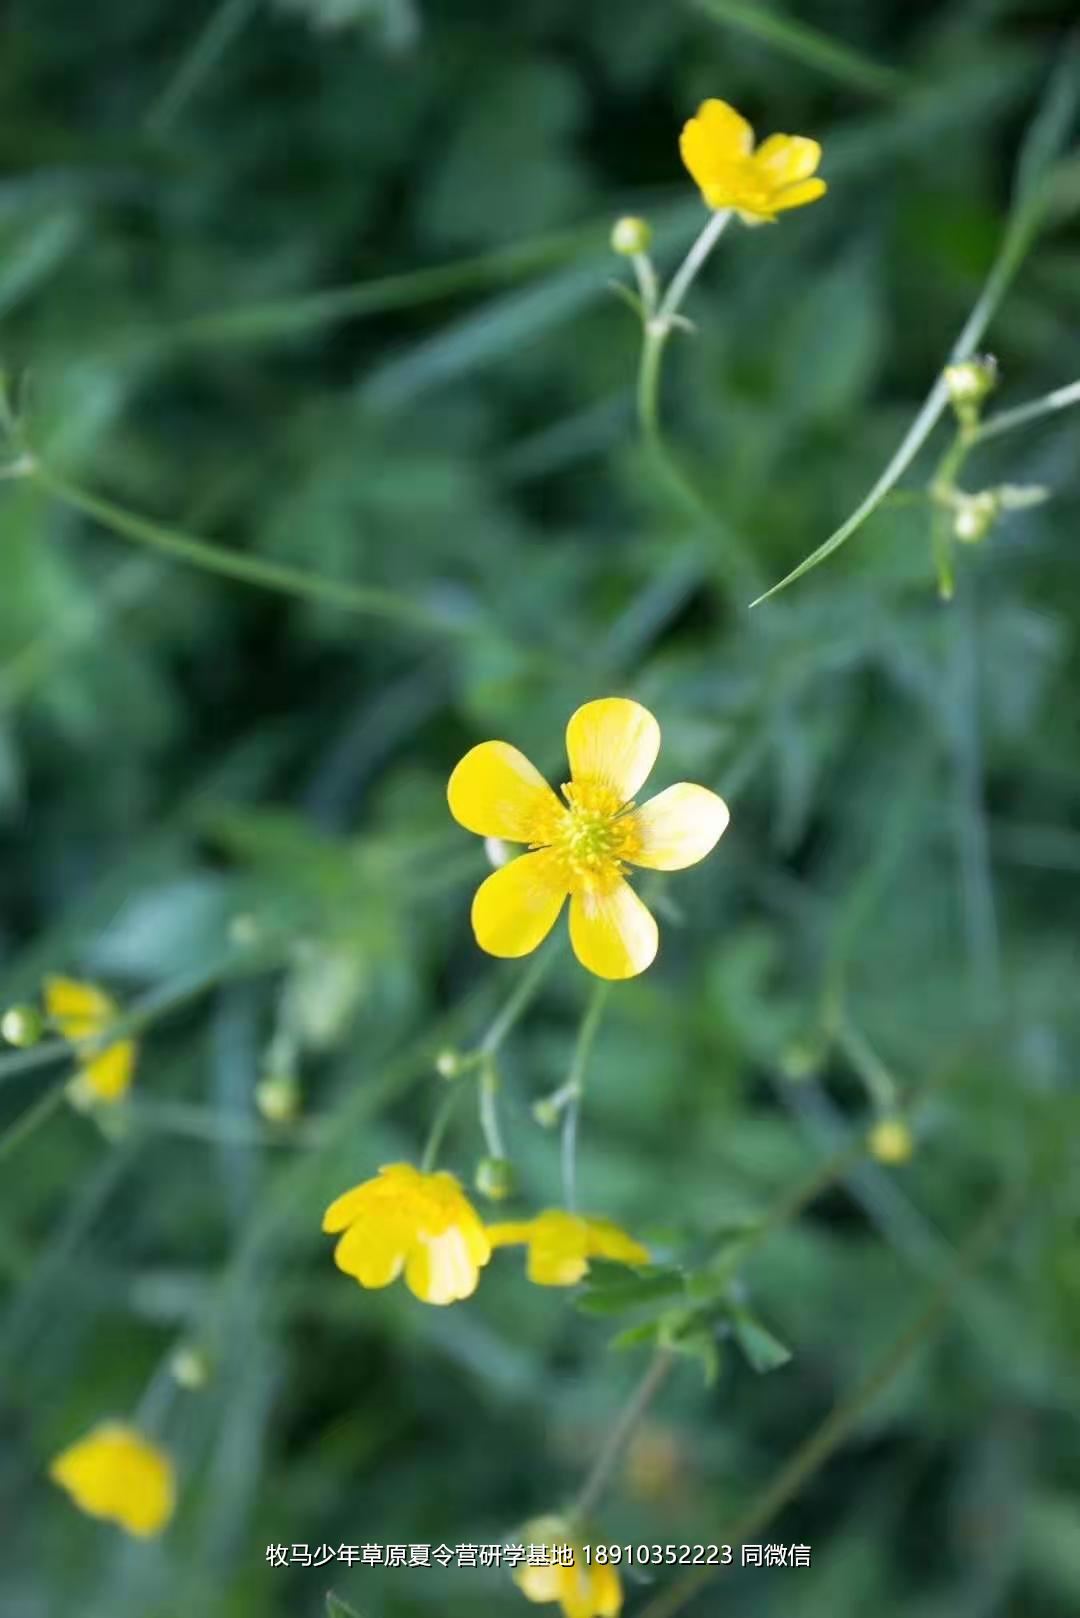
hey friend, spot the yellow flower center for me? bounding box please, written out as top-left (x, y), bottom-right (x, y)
top-left (534, 779), bottom-right (641, 894)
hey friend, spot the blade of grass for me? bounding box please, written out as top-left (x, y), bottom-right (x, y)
top-left (690, 0), bottom-right (907, 99)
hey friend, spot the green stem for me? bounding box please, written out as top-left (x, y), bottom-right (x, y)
top-left (478, 946), bottom-right (556, 1057)
top-left (570, 1347), bottom-right (676, 1525)
top-left (0, 1079), bottom-right (67, 1165)
top-left (477, 1057), bottom-right (506, 1161)
top-left (561, 982), bottom-right (611, 1212)
top-left (973, 377), bottom-right (1080, 443)
top-left (635, 1190), bottom-right (1018, 1618)
top-left (419, 1084), bottom-right (464, 1174)
top-left (27, 461), bottom-right (465, 638)
top-left (833, 1015), bottom-right (900, 1114)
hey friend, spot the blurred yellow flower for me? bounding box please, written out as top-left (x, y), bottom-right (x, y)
top-left (49, 1422), bottom-right (175, 1537)
top-left (323, 1163), bottom-right (491, 1305)
top-left (448, 698), bottom-right (729, 980)
top-left (680, 99), bottom-right (826, 223)
top-left (515, 1522), bottom-right (622, 1618)
top-left (45, 976), bottom-right (135, 1106)
top-left (488, 1210), bottom-right (648, 1286)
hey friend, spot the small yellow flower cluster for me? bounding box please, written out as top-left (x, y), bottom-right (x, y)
top-left (2, 976), bottom-right (138, 1107)
top-left (323, 1165), bottom-right (648, 1307)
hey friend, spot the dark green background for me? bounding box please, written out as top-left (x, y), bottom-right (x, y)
top-left (2, 2), bottom-right (1079, 1615)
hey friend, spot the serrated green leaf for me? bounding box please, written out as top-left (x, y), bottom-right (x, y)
top-left (575, 1263), bottom-right (687, 1317)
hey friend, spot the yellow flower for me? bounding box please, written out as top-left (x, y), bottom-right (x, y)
top-left (45, 976), bottom-right (136, 1106)
top-left (322, 1162), bottom-right (492, 1305)
top-left (515, 1521), bottom-right (622, 1618)
top-left (447, 698), bottom-right (729, 981)
top-left (488, 1210), bottom-right (649, 1286)
top-left (680, 98), bottom-right (826, 223)
top-left (49, 1422), bottom-right (175, 1537)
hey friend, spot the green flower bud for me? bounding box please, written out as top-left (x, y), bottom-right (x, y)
top-left (532, 1097), bottom-right (560, 1129)
top-left (953, 490), bottom-right (998, 543)
top-left (435, 1047), bottom-right (464, 1080)
top-left (255, 1073), bottom-right (301, 1123)
top-left (944, 355), bottom-right (998, 424)
top-left (169, 1344), bottom-right (211, 1389)
top-left (611, 216), bottom-right (652, 257)
top-left (475, 1156), bottom-right (516, 1201)
top-left (779, 1036), bottom-right (825, 1082)
top-left (868, 1117), bottom-right (914, 1164)
top-left (1, 1004), bottom-right (44, 1047)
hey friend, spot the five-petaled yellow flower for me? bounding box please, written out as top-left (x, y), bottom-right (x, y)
top-left (323, 1163), bottom-right (492, 1305)
top-left (488, 1210), bottom-right (648, 1286)
top-left (448, 698), bottom-right (729, 980)
top-left (515, 1518), bottom-right (622, 1618)
top-left (49, 1422), bottom-right (175, 1537)
top-left (680, 99), bottom-right (826, 223)
top-left (45, 976), bottom-right (136, 1106)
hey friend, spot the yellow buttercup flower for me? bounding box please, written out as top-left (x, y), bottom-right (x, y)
top-left (49, 1422), bottom-right (175, 1537)
top-left (680, 98), bottom-right (826, 223)
top-left (515, 1519), bottom-right (622, 1618)
top-left (447, 698), bottom-right (729, 980)
top-left (45, 976), bottom-right (136, 1106)
top-left (323, 1163), bottom-right (492, 1305)
top-left (488, 1210), bottom-right (649, 1286)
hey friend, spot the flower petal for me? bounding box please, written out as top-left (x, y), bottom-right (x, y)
top-left (447, 741), bottom-right (560, 842)
top-left (584, 1217), bottom-right (650, 1267)
top-left (679, 99), bottom-right (754, 194)
top-left (565, 698), bottom-right (660, 805)
top-left (44, 975), bottom-right (115, 1039)
top-left (82, 1041), bottom-right (136, 1103)
top-left (525, 1211), bottom-right (591, 1286)
top-left (626, 783), bottom-right (730, 871)
top-left (333, 1210), bottom-right (411, 1290)
top-left (405, 1227), bottom-right (482, 1305)
top-left (771, 176), bottom-right (827, 212)
top-left (471, 852), bottom-right (567, 959)
top-left (569, 881), bottom-right (658, 980)
top-left (50, 1423), bottom-right (175, 1538)
top-left (516, 1560), bottom-right (564, 1604)
top-left (753, 133), bottom-right (821, 186)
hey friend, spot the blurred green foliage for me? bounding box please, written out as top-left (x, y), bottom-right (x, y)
top-left (3, 2), bottom-right (1080, 1616)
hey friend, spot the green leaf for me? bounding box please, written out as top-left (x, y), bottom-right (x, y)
top-left (575, 1263), bottom-right (688, 1317)
top-left (730, 1308), bottom-right (794, 1375)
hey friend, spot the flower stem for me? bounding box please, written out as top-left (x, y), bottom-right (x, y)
top-left (419, 1084), bottom-right (464, 1174)
top-left (561, 981), bottom-right (611, 1212)
top-left (635, 1188), bottom-right (1019, 1618)
top-left (570, 1347), bottom-right (675, 1526)
top-left (477, 1057), bottom-right (507, 1160)
top-left (973, 376), bottom-right (1080, 443)
top-left (26, 460), bottom-right (466, 638)
top-left (478, 946), bottom-right (556, 1057)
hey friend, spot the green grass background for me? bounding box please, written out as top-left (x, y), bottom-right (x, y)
top-left (3, 1), bottom-right (1080, 1615)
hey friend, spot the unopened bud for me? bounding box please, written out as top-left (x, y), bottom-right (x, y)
top-left (475, 1156), bottom-right (516, 1201)
top-left (435, 1047), bottom-right (464, 1080)
top-left (255, 1073), bottom-right (300, 1124)
top-left (532, 1097), bottom-right (560, 1129)
top-left (228, 913), bottom-right (261, 949)
top-left (1, 1005), bottom-right (44, 1047)
top-left (944, 355), bottom-right (998, 423)
top-left (868, 1117), bottom-right (914, 1165)
top-left (779, 1037), bottom-right (825, 1082)
top-left (611, 216), bottom-right (652, 257)
top-left (953, 490), bottom-right (998, 543)
top-left (170, 1344), bottom-right (210, 1390)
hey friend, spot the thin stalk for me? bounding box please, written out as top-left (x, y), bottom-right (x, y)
top-left (561, 982), bottom-right (611, 1211)
top-left (419, 1084), bottom-right (464, 1174)
top-left (973, 377), bottom-right (1080, 443)
top-left (478, 946), bottom-right (556, 1057)
top-left (571, 1348), bottom-right (676, 1525)
top-left (0, 1079), bottom-right (67, 1164)
top-left (27, 462), bottom-right (466, 638)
